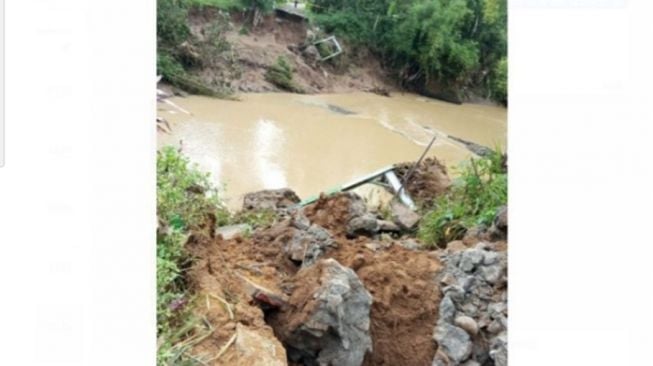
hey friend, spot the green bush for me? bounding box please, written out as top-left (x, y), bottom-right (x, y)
top-left (309, 0), bottom-right (507, 102)
top-left (418, 150), bottom-right (507, 247)
top-left (157, 0), bottom-right (235, 97)
top-left (158, 0), bottom-right (191, 52)
top-left (265, 56), bottom-right (302, 92)
top-left (489, 57), bottom-right (507, 104)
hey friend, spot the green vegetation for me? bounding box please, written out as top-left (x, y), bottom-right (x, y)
top-left (418, 149), bottom-right (507, 247)
top-left (265, 56), bottom-right (302, 92)
top-left (309, 0), bottom-right (507, 102)
top-left (157, 147), bottom-right (281, 364)
top-left (157, 0), bottom-right (237, 97)
top-left (157, 147), bottom-right (229, 365)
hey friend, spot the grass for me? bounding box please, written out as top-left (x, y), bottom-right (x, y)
top-left (418, 149), bottom-right (507, 248)
top-left (265, 56), bottom-right (303, 92)
top-left (189, 0), bottom-right (245, 11)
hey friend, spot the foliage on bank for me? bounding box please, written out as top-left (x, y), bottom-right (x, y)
top-left (418, 150), bottom-right (507, 247)
top-left (309, 0), bottom-right (507, 103)
top-left (265, 56), bottom-right (303, 92)
top-left (157, 147), bottom-right (282, 364)
top-left (157, 146), bottom-right (230, 364)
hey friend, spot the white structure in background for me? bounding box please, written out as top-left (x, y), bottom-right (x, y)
top-left (314, 36), bottom-right (343, 62)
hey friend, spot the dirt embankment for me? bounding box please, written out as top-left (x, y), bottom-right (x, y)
top-left (185, 8), bottom-right (397, 95)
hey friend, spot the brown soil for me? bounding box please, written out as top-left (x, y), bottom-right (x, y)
top-left (302, 193), bottom-right (354, 237)
top-left (186, 9), bottom-right (397, 95)
top-left (330, 240), bottom-right (441, 365)
top-left (395, 157), bottom-right (452, 208)
top-left (185, 193), bottom-right (442, 365)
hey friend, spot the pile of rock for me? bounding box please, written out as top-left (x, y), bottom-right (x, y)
top-left (432, 243), bottom-right (507, 366)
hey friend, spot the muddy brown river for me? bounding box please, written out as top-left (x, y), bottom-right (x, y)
top-left (158, 92), bottom-right (507, 209)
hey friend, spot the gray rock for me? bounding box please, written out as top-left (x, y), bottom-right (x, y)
top-left (390, 201), bottom-right (421, 230)
top-left (439, 294), bottom-right (457, 323)
top-left (455, 315), bottom-right (479, 336)
top-left (489, 332), bottom-right (508, 366)
top-left (377, 219), bottom-right (400, 232)
top-left (433, 323), bottom-right (472, 363)
top-left (479, 264), bottom-right (503, 284)
top-left (291, 210), bottom-right (311, 230)
top-left (460, 249), bottom-right (485, 272)
top-left (243, 188), bottom-right (301, 213)
top-left (280, 259), bottom-right (373, 366)
top-left (482, 251), bottom-right (500, 265)
top-left (440, 273), bottom-right (457, 287)
top-left (461, 361), bottom-right (481, 366)
top-left (285, 224), bottom-right (335, 267)
top-left (347, 213), bottom-right (380, 237)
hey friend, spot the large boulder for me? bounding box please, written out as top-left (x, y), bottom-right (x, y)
top-left (271, 259), bottom-right (373, 366)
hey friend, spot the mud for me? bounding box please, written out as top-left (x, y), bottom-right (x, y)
top-left (185, 193), bottom-right (443, 365)
top-left (395, 157), bottom-right (452, 208)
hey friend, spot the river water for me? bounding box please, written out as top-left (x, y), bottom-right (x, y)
top-left (157, 92), bottom-right (507, 209)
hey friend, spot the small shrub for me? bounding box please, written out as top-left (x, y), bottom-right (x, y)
top-left (265, 56), bottom-right (302, 92)
top-left (231, 209), bottom-right (277, 230)
top-left (418, 149), bottom-right (507, 247)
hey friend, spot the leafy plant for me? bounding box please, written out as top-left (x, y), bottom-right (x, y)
top-left (309, 0), bottom-right (507, 102)
top-left (265, 56), bottom-right (302, 92)
top-left (418, 149), bottom-right (507, 247)
top-left (157, 0), bottom-right (236, 97)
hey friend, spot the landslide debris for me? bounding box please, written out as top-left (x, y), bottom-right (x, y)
top-left (394, 157), bottom-right (452, 208)
top-left (184, 191), bottom-right (443, 365)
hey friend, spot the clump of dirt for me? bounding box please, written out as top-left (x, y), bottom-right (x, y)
top-left (184, 193), bottom-right (443, 365)
top-left (330, 241), bottom-right (441, 366)
top-left (302, 193), bottom-right (355, 237)
top-left (395, 157), bottom-right (452, 208)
